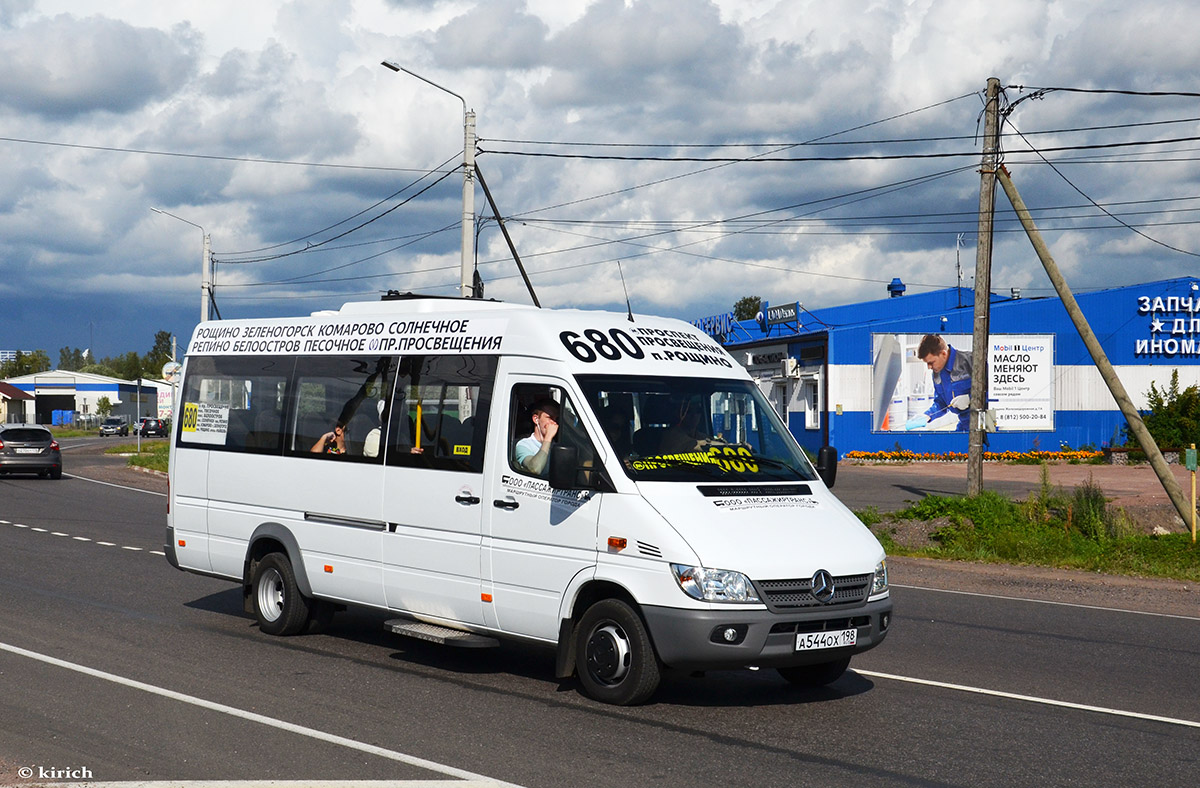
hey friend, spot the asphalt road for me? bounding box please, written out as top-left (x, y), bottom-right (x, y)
top-left (0, 443), bottom-right (1197, 787)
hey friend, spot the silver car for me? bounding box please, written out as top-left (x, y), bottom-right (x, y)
top-left (0, 424), bottom-right (62, 479)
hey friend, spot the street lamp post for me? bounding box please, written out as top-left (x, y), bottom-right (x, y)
top-left (151, 207), bottom-right (212, 322)
top-left (381, 61), bottom-right (475, 298)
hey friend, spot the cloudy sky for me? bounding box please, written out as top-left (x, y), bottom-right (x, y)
top-left (2, 0), bottom-right (1198, 362)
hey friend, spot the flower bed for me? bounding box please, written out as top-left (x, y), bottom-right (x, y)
top-left (843, 448), bottom-right (1105, 463)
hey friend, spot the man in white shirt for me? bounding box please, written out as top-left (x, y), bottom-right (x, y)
top-left (514, 399), bottom-right (560, 475)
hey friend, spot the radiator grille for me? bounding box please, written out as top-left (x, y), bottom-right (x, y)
top-left (755, 573), bottom-right (872, 612)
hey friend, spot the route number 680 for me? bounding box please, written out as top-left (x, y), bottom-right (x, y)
top-left (560, 329), bottom-right (645, 363)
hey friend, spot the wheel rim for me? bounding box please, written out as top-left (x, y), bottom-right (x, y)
top-left (256, 567), bottom-right (285, 623)
top-left (585, 622), bottom-right (631, 686)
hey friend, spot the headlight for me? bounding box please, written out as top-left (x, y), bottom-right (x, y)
top-left (871, 559), bottom-right (888, 596)
top-left (670, 564), bottom-right (760, 603)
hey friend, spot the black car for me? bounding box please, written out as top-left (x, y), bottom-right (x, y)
top-left (0, 424), bottom-right (62, 479)
top-left (138, 418), bottom-right (168, 437)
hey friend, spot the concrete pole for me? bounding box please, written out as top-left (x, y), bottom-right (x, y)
top-left (380, 62), bottom-right (475, 298)
top-left (461, 111), bottom-right (476, 298)
top-left (201, 233), bottom-right (212, 323)
top-left (967, 77), bottom-right (1001, 496)
top-left (996, 165), bottom-right (1194, 528)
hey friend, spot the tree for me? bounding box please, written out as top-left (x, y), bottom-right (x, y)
top-left (0, 350), bottom-right (51, 378)
top-left (59, 347), bottom-right (86, 371)
top-left (1133, 370), bottom-right (1200, 448)
top-left (78, 364), bottom-right (121, 378)
top-left (144, 330), bottom-right (173, 378)
top-left (96, 396), bottom-right (113, 417)
top-left (733, 295), bottom-right (762, 321)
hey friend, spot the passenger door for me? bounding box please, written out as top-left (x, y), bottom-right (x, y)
top-left (483, 370), bottom-right (602, 640)
top-left (380, 355), bottom-right (497, 626)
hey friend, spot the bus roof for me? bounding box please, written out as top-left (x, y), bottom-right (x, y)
top-left (183, 297), bottom-right (744, 379)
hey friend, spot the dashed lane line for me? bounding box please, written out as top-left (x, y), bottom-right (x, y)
top-left (0, 520), bottom-right (155, 555)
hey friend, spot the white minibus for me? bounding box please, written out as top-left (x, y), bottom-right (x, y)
top-left (166, 294), bottom-right (891, 705)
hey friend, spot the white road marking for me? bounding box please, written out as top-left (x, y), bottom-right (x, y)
top-left (856, 669), bottom-right (1200, 729)
top-left (0, 641), bottom-right (524, 787)
top-left (33, 783), bottom-right (498, 788)
top-left (893, 583), bottom-right (1200, 621)
top-left (0, 518), bottom-right (157, 555)
top-left (64, 472), bottom-right (166, 497)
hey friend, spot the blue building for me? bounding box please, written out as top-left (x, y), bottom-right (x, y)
top-left (694, 276), bottom-right (1200, 455)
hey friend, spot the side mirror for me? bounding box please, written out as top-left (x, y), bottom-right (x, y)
top-left (548, 445), bottom-right (579, 490)
top-left (549, 444), bottom-right (616, 493)
top-left (816, 445), bottom-right (838, 488)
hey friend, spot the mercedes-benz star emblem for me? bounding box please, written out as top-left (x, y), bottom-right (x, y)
top-left (811, 569), bottom-right (836, 603)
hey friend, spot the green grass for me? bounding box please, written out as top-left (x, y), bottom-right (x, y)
top-left (46, 426), bottom-right (95, 438)
top-left (862, 470), bottom-right (1200, 582)
top-left (103, 440), bottom-right (170, 473)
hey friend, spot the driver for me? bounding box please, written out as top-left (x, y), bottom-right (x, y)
top-left (660, 395), bottom-right (706, 454)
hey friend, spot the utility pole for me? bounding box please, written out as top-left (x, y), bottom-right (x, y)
top-left (967, 77), bottom-right (1001, 497)
top-left (202, 232), bottom-right (212, 322)
top-left (381, 61), bottom-right (475, 298)
top-left (461, 110), bottom-right (476, 298)
top-left (997, 165), bottom-right (1195, 528)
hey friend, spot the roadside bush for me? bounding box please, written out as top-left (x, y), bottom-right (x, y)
top-left (869, 474), bottom-right (1193, 578)
top-left (1130, 370), bottom-right (1200, 449)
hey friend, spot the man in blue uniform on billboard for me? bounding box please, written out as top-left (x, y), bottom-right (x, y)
top-left (907, 334), bottom-right (973, 431)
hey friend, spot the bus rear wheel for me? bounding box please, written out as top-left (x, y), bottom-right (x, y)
top-left (575, 599), bottom-right (660, 706)
top-left (252, 553), bottom-right (312, 636)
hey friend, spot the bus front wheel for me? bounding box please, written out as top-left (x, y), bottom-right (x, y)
top-left (252, 553), bottom-right (312, 636)
top-left (575, 599), bottom-right (660, 706)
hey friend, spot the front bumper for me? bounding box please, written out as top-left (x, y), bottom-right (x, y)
top-left (641, 595), bottom-right (892, 670)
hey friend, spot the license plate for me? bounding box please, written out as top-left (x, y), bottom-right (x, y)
top-left (14, 448), bottom-right (40, 454)
top-left (796, 628), bottom-right (857, 651)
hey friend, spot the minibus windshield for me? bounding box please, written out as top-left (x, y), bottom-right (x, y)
top-left (576, 375), bottom-right (819, 483)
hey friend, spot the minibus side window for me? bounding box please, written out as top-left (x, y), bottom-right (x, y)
top-left (386, 355), bottom-right (496, 473)
top-left (177, 356), bottom-right (291, 453)
top-left (287, 356), bottom-right (395, 462)
top-left (508, 384), bottom-right (598, 479)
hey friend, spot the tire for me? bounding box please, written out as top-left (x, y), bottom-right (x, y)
top-left (50, 468), bottom-right (61, 480)
top-left (252, 553), bottom-right (312, 636)
top-left (777, 656), bottom-right (851, 687)
top-left (575, 598), bottom-right (661, 706)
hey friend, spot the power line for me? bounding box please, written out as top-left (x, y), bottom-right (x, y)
top-left (1004, 120), bottom-right (1200, 259)
top-left (481, 135), bottom-right (1200, 163)
top-left (0, 135), bottom-right (449, 173)
top-left (220, 152), bottom-right (464, 258)
top-left (218, 166), bottom-right (459, 265)
top-left (483, 115), bottom-right (1200, 149)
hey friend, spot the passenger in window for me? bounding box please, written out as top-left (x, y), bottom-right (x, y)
top-left (312, 422), bottom-right (348, 455)
top-left (514, 399), bottom-right (559, 475)
top-left (365, 400), bottom-right (423, 458)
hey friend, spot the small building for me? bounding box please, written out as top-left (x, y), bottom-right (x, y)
top-left (692, 276), bottom-right (1200, 455)
top-left (2, 370), bottom-right (174, 425)
top-left (0, 381), bottom-right (34, 424)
